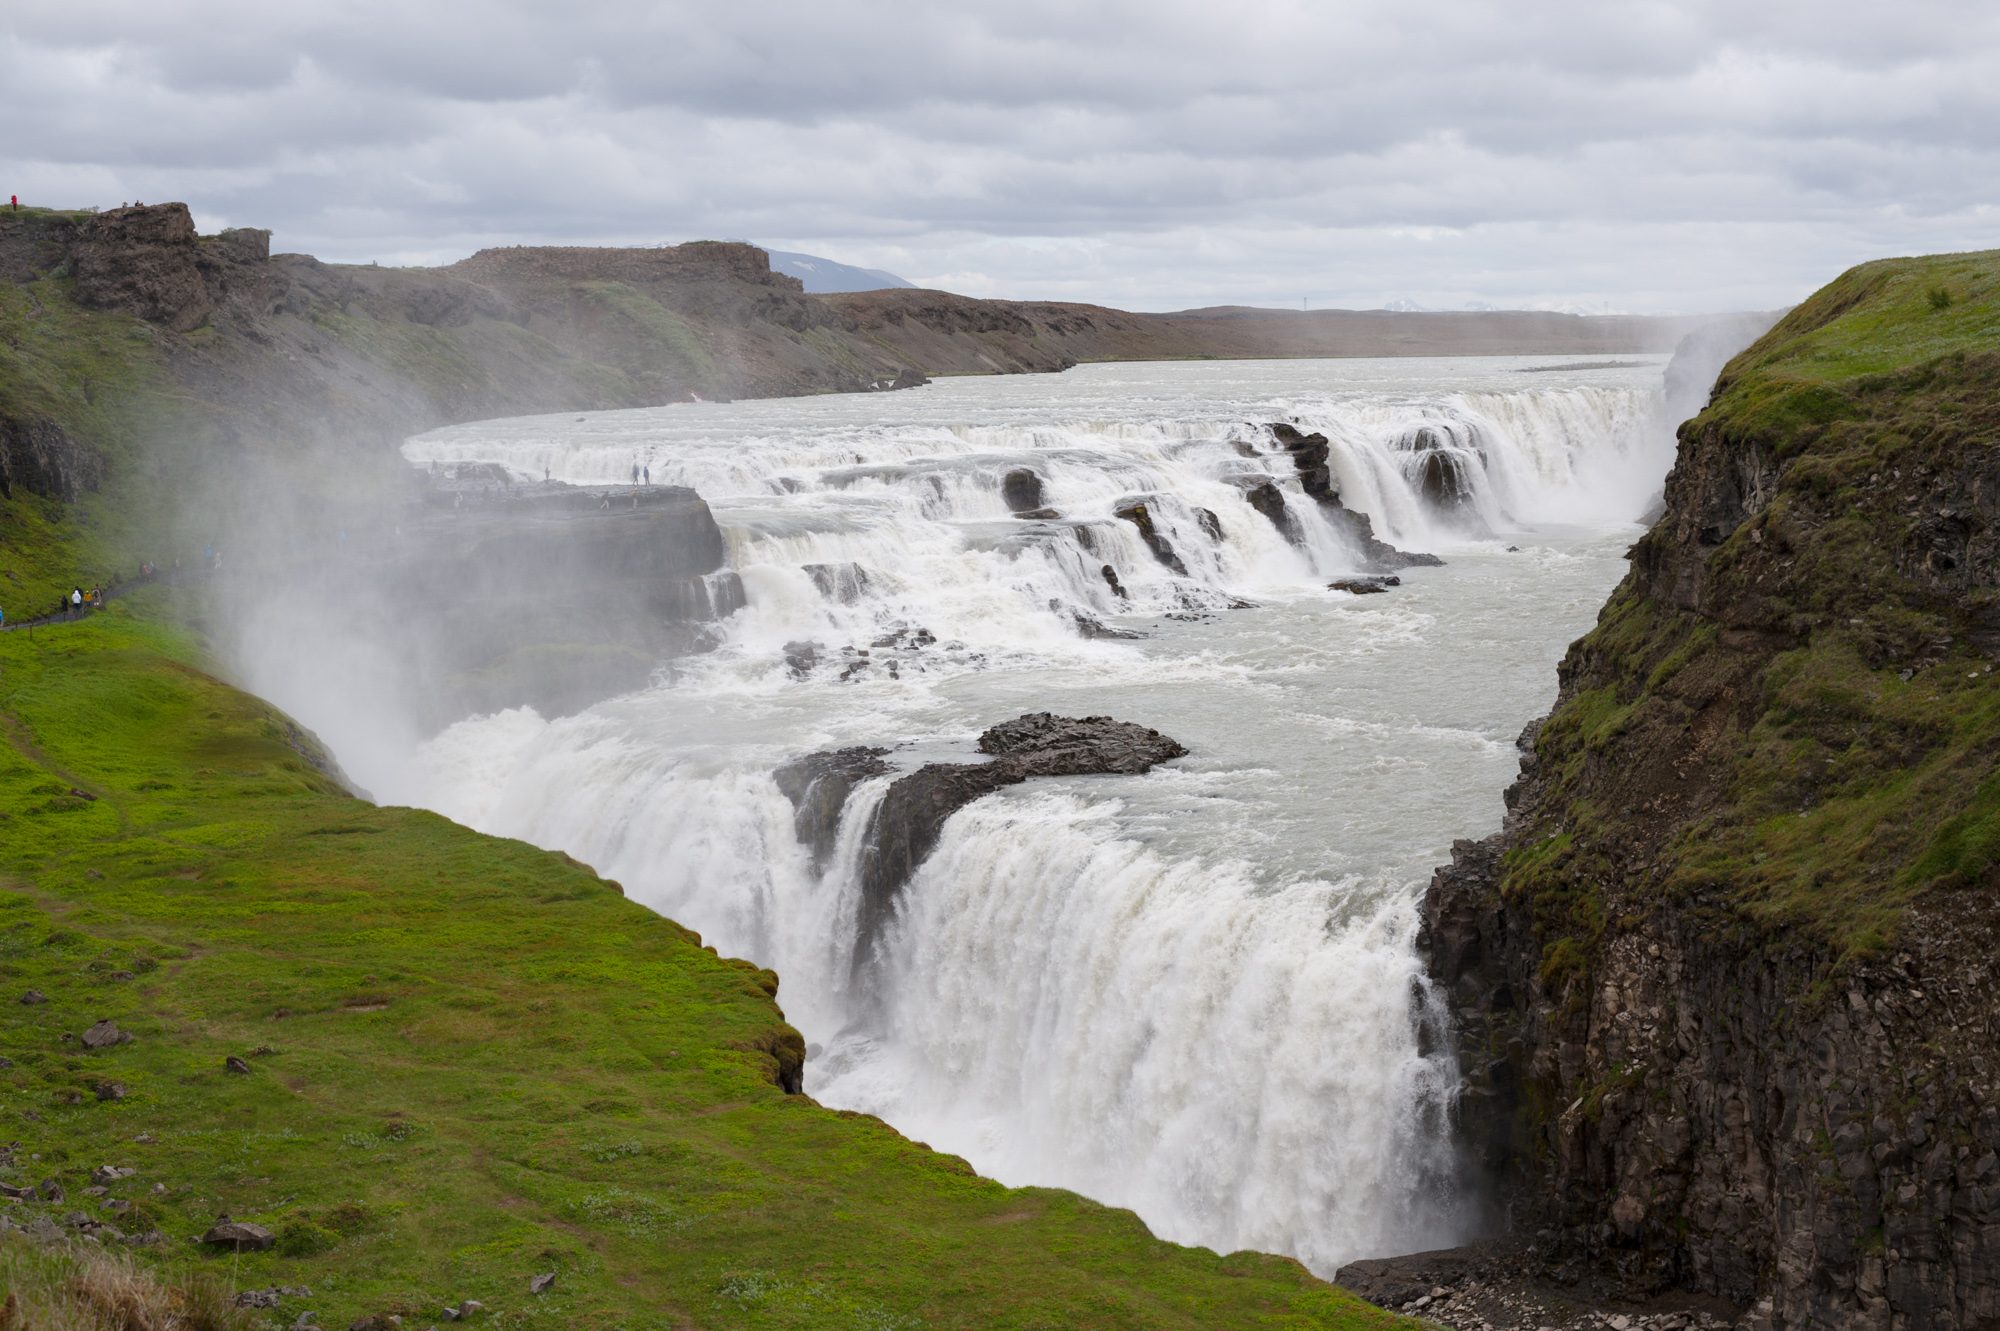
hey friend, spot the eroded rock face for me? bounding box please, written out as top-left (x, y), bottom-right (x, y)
top-left (1002, 468), bottom-right (1045, 514)
top-left (1114, 500), bottom-right (1189, 575)
top-left (1420, 344), bottom-right (2000, 1328)
top-left (772, 746), bottom-right (892, 871)
top-left (0, 416), bottom-right (101, 501)
top-left (1427, 835), bottom-right (2000, 1329)
top-left (975, 712), bottom-right (1187, 774)
top-left (777, 716), bottom-right (1186, 982)
top-left (852, 715), bottom-right (1185, 969)
top-left (1243, 480), bottom-right (1305, 546)
top-left (70, 204), bottom-right (213, 332)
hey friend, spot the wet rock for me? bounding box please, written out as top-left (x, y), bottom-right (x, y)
top-left (660, 570), bottom-right (746, 620)
top-left (1242, 480), bottom-right (1305, 546)
top-left (0, 417), bottom-right (104, 504)
top-left (1101, 564), bottom-right (1128, 601)
top-left (852, 715), bottom-right (1186, 972)
top-left (1001, 468), bottom-right (1045, 514)
top-left (1330, 575), bottom-right (1401, 595)
top-left (1014, 506), bottom-right (1062, 520)
top-left (1072, 613), bottom-right (1145, 641)
top-left (772, 746), bottom-right (893, 872)
top-left (1269, 422), bottom-right (1443, 571)
top-left (1114, 500), bottom-right (1189, 576)
top-left (1196, 507), bottom-right (1224, 542)
top-left (977, 713), bottom-right (1188, 776)
top-left (203, 1220), bottom-right (276, 1251)
top-left (80, 1019), bottom-right (130, 1050)
top-left (1409, 448), bottom-right (1477, 509)
top-left (782, 640), bottom-right (821, 678)
top-left (803, 562), bottom-right (872, 604)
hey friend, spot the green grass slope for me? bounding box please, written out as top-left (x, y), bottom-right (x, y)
top-left (0, 600), bottom-right (1404, 1331)
top-left (1504, 247), bottom-right (2000, 976)
top-left (0, 271), bottom-right (183, 615)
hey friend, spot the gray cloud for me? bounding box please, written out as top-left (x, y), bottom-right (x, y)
top-left (4, 0), bottom-right (1997, 311)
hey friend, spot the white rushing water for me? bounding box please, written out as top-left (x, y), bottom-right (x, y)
top-left (311, 356), bottom-right (1674, 1274)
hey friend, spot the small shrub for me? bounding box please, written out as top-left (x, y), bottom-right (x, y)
top-left (1927, 286), bottom-right (1952, 311)
top-left (277, 1218), bottom-right (340, 1257)
top-left (322, 1201), bottom-right (377, 1236)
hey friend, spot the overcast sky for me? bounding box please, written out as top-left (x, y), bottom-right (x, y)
top-left (5, 0), bottom-right (1997, 312)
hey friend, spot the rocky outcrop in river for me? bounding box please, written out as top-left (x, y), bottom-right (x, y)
top-left (774, 714), bottom-right (1187, 979)
top-left (1271, 422), bottom-right (1443, 570)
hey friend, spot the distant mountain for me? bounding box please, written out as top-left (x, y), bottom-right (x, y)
top-left (760, 248), bottom-right (915, 293)
top-left (1382, 296), bottom-right (1606, 316)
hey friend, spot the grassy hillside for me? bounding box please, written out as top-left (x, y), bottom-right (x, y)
top-left (0, 600), bottom-right (1405, 1330)
top-left (0, 271), bottom-right (179, 615)
top-left (1503, 247), bottom-right (2000, 977)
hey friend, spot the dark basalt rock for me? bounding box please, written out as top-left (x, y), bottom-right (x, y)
top-left (80, 1019), bottom-right (130, 1050)
top-left (202, 1220), bottom-right (275, 1252)
top-left (0, 416), bottom-right (102, 503)
top-left (1101, 564), bottom-right (1128, 600)
top-left (1242, 480), bottom-right (1305, 546)
top-left (804, 562), bottom-right (872, 604)
top-left (1114, 500), bottom-right (1189, 576)
top-left (70, 204), bottom-right (213, 332)
top-left (1002, 467), bottom-right (1045, 514)
top-left (772, 746), bottom-right (893, 872)
top-left (1411, 450), bottom-right (1476, 508)
top-left (1417, 339), bottom-right (2000, 1328)
top-left (1330, 575), bottom-right (1401, 595)
top-left (849, 715), bottom-right (1186, 978)
top-left (1014, 506), bottom-right (1062, 521)
top-left (1269, 422), bottom-right (1443, 571)
top-left (782, 641), bottom-right (821, 677)
top-left (1072, 612), bottom-right (1145, 640)
top-left (976, 712), bottom-right (1186, 775)
top-left (1196, 507), bottom-right (1224, 542)
top-left (661, 571), bottom-right (745, 620)
top-left (386, 482), bottom-right (738, 725)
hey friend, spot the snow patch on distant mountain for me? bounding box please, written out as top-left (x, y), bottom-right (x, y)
top-left (760, 248), bottom-right (915, 293)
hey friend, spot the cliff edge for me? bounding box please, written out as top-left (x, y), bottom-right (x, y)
top-left (1423, 251), bottom-right (2000, 1328)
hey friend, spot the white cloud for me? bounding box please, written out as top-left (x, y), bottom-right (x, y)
top-left (3, 0), bottom-right (1996, 311)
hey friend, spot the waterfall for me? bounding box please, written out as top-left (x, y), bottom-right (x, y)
top-left (275, 361), bottom-right (1674, 1277)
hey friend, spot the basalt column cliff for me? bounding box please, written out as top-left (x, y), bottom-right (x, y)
top-left (1424, 251), bottom-right (2000, 1329)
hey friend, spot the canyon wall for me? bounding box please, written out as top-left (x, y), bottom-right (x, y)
top-left (1423, 252), bottom-right (2000, 1328)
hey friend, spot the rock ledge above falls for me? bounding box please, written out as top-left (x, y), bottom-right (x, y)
top-left (774, 714), bottom-right (1187, 976)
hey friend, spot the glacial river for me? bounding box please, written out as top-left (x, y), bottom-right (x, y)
top-left (300, 356), bottom-right (1675, 1274)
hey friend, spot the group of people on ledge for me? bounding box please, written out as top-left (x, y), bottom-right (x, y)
top-left (0, 560), bottom-right (182, 632)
